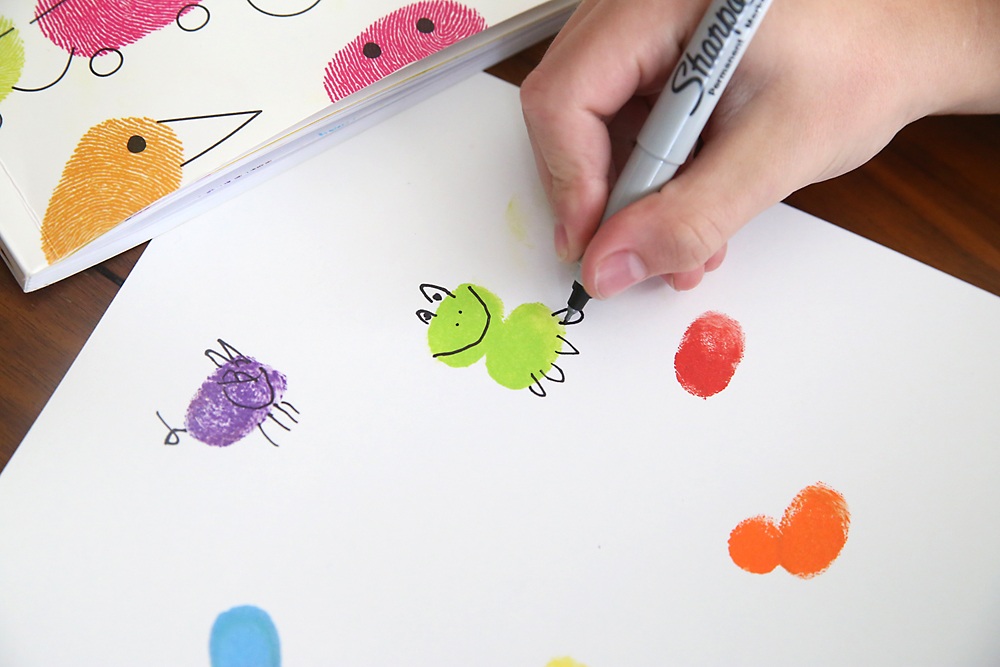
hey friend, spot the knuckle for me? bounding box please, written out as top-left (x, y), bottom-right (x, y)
top-left (665, 206), bottom-right (726, 272)
top-left (519, 68), bottom-right (555, 117)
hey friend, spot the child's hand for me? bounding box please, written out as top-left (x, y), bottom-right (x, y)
top-left (520, 0), bottom-right (1000, 297)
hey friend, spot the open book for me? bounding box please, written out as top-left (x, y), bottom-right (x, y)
top-left (0, 0), bottom-right (574, 291)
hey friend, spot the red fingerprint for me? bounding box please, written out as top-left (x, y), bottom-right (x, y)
top-left (729, 483), bottom-right (850, 579)
top-left (323, 1), bottom-right (486, 102)
top-left (674, 311), bottom-right (745, 398)
top-left (32, 0), bottom-right (198, 57)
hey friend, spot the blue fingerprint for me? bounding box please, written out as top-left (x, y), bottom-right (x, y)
top-left (210, 605), bottom-right (281, 667)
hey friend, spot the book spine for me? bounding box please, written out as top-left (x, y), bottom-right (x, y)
top-left (0, 159), bottom-right (45, 291)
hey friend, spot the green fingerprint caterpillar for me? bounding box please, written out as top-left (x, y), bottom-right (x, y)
top-left (416, 283), bottom-right (579, 397)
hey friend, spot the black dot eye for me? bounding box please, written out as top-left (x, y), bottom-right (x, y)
top-left (458, 310), bottom-right (462, 314)
top-left (363, 42), bottom-right (382, 59)
top-left (127, 135), bottom-right (147, 153)
top-left (416, 17), bottom-right (434, 33)
top-left (416, 309), bottom-right (435, 324)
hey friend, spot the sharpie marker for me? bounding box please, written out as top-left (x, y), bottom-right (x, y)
top-left (563, 0), bottom-right (774, 323)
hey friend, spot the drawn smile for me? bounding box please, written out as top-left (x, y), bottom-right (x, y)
top-left (432, 285), bottom-right (491, 359)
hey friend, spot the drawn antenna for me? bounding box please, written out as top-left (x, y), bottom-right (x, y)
top-left (205, 339), bottom-right (245, 367)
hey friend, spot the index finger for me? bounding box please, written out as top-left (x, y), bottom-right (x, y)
top-left (519, 0), bottom-right (704, 262)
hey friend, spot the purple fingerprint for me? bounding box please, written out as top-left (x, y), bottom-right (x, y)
top-left (185, 356), bottom-right (288, 447)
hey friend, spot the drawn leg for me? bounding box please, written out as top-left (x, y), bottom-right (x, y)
top-left (257, 422), bottom-right (280, 447)
top-left (555, 335), bottom-right (579, 355)
top-left (274, 402), bottom-right (299, 423)
top-left (529, 373), bottom-right (547, 397)
top-left (268, 412), bottom-right (292, 431)
top-left (552, 308), bottom-right (584, 326)
top-left (542, 363), bottom-right (565, 383)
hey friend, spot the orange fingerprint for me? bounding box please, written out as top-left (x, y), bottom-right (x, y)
top-left (41, 117), bottom-right (183, 263)
top-left (728, 515), bottom-right (781, 574)
top-left (729, 483), bottom-right (849, 579)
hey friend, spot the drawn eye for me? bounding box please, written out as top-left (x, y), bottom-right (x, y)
top-left (416, 17), bottom-right (434, 33)
top-left (419, 283), bottom-right (455, 303)
top-left (127, 135), bottom-right (147, 154)
top-left (416, 309), bottom-right (435, 324)
top-left (362, 42), bottom-right (382, 59)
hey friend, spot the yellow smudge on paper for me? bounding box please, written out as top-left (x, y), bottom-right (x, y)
top-left (506, 194), bottom-right (533, 247)
top-left (546, 658), bottom-right (589, 667)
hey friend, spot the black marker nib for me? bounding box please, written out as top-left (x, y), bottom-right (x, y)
top-left (563, 280), bottom-right (591, 323)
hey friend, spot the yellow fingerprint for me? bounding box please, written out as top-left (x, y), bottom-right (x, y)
top-left (0, 16), bottom-right (25, 103)
top-left (505, 194), bottom-right (533, 247)
top-left (41, 117), bottom-right (183, 263)
top-left (546, 658), bottom-right (589, 667)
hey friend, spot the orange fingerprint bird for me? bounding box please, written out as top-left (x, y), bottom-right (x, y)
top-left (40, 110), bottom-right (260, 263)
top-left (729, 482), bottom-right (850, 579)
top-left (41, 117), bottom-right (182, 262)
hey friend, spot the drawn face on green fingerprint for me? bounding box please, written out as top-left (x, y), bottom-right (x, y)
top-left (416, 283), bottom-right (580, 397)
top-left (0, 17), bottom-right (26, 105)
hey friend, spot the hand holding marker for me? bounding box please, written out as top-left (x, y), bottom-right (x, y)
top-left (562, 0), bottom-right (773, 322)
top-left (522, 0), bottom-right (1000, 313)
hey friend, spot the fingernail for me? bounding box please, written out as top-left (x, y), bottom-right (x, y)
top-left (554, 224), bottom-right (568, 262)
top-left (594, 250), bottom-right (646, 299)
top-left (664, 274), bottom-right (676, 290)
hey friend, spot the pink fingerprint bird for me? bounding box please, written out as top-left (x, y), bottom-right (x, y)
top-left (32, 0), bottom-right (205, 58)
top-left (323, 1), bottom-right (486, 103)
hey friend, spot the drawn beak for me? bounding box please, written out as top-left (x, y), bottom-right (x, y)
top-left (156, 110), bottom-right (262, 168)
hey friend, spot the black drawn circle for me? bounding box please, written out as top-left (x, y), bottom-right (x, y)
top-left (416, 17), bottom-right (435, 33)
top-left (176, 4), bottom-right (210, 31)
top-left (127, 135), bottom-right (147, 153)
top-left (89, 48), bottom-right (123, 77)
top-left (362, 42), bottom-right (382, 59)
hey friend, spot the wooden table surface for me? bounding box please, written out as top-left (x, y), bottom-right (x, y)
top-left (2, 40), bottom-right (999, 472)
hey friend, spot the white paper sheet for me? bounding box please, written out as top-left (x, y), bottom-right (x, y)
top-left (1, 73), bottom-right (999, 666)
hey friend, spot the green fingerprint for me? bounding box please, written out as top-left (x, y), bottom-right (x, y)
top-left (427, 283), bottom-right (567, 391)
top-left (0, 17), bottom-right (25, 105)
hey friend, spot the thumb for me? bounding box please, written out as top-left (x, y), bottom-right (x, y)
top-left (580, 101), bottom-right (807, 299)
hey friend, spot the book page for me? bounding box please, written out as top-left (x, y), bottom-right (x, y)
top-left (1, 73), bottom-right (999, 665)
top-left (0, 0), bottom-right (549, 269)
